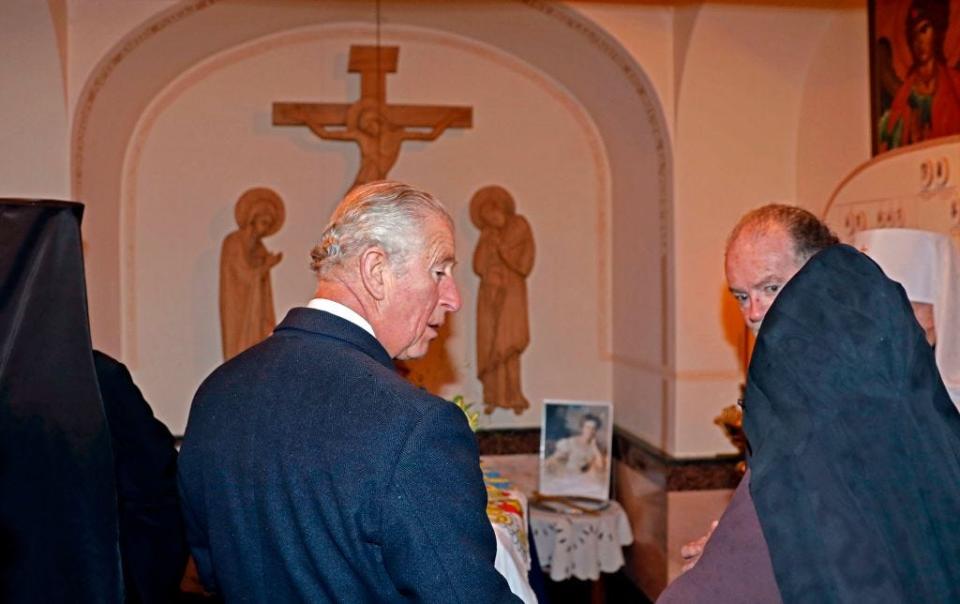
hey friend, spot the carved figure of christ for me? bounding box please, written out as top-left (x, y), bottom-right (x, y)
top-left (273, 45), bottom-right (472, 187)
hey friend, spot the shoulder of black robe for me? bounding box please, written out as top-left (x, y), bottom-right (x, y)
top-left (0, 200), bottom-right (123, 602)
top-left (743, 243), bottom-right (960, 604)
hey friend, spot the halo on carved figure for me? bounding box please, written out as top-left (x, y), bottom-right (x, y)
top-left (235, 187), bottom-right (285, 236)
top-left (469, 185), bottom-right (516, 229)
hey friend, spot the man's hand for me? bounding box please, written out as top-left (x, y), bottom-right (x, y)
top-left (680, 520), bottom-right (718, 573)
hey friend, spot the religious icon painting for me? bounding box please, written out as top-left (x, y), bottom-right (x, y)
top-left (871, 0), bottom-right (960, 154)
top-left (538, 400), bottom-right (613, 502)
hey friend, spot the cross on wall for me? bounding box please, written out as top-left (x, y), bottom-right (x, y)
top-left (273, 45), bottom-right (473, 188)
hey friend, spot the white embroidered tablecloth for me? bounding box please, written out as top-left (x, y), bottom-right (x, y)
top-left (530, 500), bottom-right (633, 581)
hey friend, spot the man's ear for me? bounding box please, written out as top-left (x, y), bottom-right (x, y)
top-left (359, 246), bottom-right (389, 301)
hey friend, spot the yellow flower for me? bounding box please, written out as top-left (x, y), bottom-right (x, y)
top-left (452, 395), bottom-right (479, 432)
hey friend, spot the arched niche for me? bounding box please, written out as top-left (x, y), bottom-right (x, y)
top-left (73, 0), bottom-right (672, 436)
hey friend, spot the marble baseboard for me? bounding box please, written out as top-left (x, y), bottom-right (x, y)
top-left (475, 428), bottom-right (540, 456)
top-left (476, 426), bottom-right (743, 492)
top-left (612, 427), bottom-right (743, 491)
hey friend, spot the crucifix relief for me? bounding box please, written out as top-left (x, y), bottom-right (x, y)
top-left (273, 45), bottom-right (472, 188)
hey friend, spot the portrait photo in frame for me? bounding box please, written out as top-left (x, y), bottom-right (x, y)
top-left (538, 400), bottom-right (613, 501)
top-left (871, 0), bottom-right (960, 154)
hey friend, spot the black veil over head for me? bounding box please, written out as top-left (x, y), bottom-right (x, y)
top-left (0, 200), bottom-right (122, 602)
top-left (743, 244), bottom-right (960, 603)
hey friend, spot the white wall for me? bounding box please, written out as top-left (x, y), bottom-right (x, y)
top-left (0, 1), bottom-right (69, 199)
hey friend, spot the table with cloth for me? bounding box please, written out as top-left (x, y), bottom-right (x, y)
top-left (529, 500), bottom-right (633, 582)
top-left (482, 454), bottom-right (633, 588)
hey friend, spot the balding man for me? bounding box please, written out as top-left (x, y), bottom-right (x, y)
top-left (661, 205), bottom-right (837, 603)
top-left (724, 204), bottom-right (839, 334)
top-left (178, 181), bottom-right (519, 603)
top-left (661, 204), bottom-right (960, 602)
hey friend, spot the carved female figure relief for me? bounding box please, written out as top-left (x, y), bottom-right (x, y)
top-left (471, 186), bottom-right (535, 414)
top-left (219, 187), bottom-right (285, 360)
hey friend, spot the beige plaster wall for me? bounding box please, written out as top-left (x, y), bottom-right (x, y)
top-left (572, 1), bottom-right (677, 452)
top-left (571, 2), bottom-right (675, 139)
top-left (571, 2), bottom-right (873, 456)
top-left (65, 0), bottom-right (177, 112)
top-left (667, 4), bottom-right (868, 456)
top-left (0, 1), bottom-right (69, 199)
top-left (796, 4), bottom-right (872, 213)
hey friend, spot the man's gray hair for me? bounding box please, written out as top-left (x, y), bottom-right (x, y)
top-left (311, 181), bottom-right (452, 277)
top-left (726, 203), bottom-right (839, 263)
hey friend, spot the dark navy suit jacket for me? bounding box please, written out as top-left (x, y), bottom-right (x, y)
top-left (178, 308), bottom-right (518, 603)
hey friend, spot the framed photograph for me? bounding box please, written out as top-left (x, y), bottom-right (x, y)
top-left (870, 0), bottom-right (960, 154)
top-left (538, 399), bottom-right (613, 501)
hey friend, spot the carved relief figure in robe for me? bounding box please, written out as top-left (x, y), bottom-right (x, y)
top-left (306, 99), bottom-right (459, 187)
top-left (471, 186), bottom-right (535, 414)
top-left (219, 187), bottom-right (284, 360)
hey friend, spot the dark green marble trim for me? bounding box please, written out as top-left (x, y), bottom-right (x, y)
top-left (475, 428), bottom-right (541, 456)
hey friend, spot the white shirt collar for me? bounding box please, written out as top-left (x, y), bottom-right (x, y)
top-left (306, 298), bottom-right (376, 339)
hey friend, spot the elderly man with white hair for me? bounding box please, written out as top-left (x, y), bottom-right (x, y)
top-left (178, 181), bottom-right (520, 603)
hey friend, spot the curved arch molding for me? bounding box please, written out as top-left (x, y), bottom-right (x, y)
top-left (72, 0), bottom-right (672, 376)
